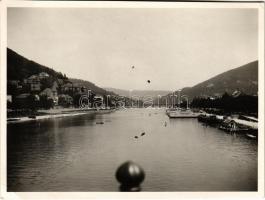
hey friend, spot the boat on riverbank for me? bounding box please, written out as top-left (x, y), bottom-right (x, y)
top-left (167, 108), bottom-right (200, 118)
top-left (7, 118), bottom-right (21, 122)
top-left (197, 113), bottom-right (258, 136)
top-left (218, 119), bottom-right (249, 133)
top-left (167, 109), bottom-right (199, 118)
top-left (198, 114), bottom-right (223, 126)
top-left (246, 133), bottom-right (257, 140)
top-left (166, 91), bottom-right (200, 118)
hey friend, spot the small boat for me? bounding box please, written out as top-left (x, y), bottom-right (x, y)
top-left (166, 91), bottom-right (199, 118)
top-left (238, 115), bottom-right (258, 123)
top-left (246, 134), bottom-right (257, 139)
top-left (198, 114), bottom-right (223, 125)
top-left (7, 118), bottom-right (21, 122)
top-left (166, 108), bottom-right (177, 114)
top-left (167, 108), bottom-right (199, 118)
top-left (218, 119), bottom-right (249, 133)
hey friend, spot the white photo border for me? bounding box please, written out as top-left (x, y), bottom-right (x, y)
top-left (0, 1), bottom-right (264, 199)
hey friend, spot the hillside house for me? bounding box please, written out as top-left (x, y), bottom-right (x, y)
top-left (8, 80), bottom-right (23, 89)
top-left (24, 75), bottom-right (41, 92)
top-left (61, 83), bottom-right (87, 95)
top-left (7, 80), bottom-right (23, 95)
top-left (61, 83), bottom-right (73, 92)
top-left (39, 72), bottom-right (49, 79)
top-left (39, 82), bottom-right (59, 105)
top-left (58, 94), bottom-right (73, 107)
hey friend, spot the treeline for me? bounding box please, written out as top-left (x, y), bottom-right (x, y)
top-left (8, 92), bottom-right (130, 111)
top-left (190, 93), bottom-right (258, 114)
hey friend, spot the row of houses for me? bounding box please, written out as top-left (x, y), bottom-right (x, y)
top-left (7, 72), bottom-right (105, 109)
top-left (8, 72), bottom-right (50, 92)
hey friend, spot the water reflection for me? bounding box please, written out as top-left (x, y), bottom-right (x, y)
top-left (7, 109), bottom-right (257, 191)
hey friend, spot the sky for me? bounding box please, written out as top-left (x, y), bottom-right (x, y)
top-left (8, 7), bottom-right (258, 91)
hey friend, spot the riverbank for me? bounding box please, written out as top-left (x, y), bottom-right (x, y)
top-left (197, 113), bottom-right (258, 138)
top-left (7, 108), bottom-right (116, 124)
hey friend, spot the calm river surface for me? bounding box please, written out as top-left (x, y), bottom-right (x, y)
top-left (7, 108), bottom-right (257, 191)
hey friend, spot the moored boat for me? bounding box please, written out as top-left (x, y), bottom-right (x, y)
top-left (218, 119), bottom-right (249, 133)
top-left (7, 118), bottom-right (21, 122)
top-left (197, 114), bottom-right (223, 126)
top-left (246, 133), bottom-right (258, 140)
top-left (166, 91), bottom-right (199, 118)
top-left (167, 108), bottom-right (199, 118)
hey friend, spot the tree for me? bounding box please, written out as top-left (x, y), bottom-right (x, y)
top-left (39, 95), bottom-right (54, 109)
top-left (27, 94), bottom-right (40, 111)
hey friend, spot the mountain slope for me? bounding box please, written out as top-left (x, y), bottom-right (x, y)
top-left (7, 48), bottom-right (114, 96)
top-left (7, 48), bottom-right (67, 81)
top-left (104, 87), bottom-right (172, 98)
top-left (70, 79), bottom-right (115, 96)
top-left (178, 61), bottom-right (258, 100)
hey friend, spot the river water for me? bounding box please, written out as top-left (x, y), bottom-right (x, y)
top-left (7, 108), bottom-right (257, 191)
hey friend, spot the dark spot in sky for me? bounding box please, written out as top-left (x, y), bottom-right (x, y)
top-left (132, 66), bottom-right (135, 69)
top-left (134, 136), bottom-right (138, 139)
top-left (147, 80), bottom-right (151, 83)
top-left (164, 122), bottom-right (167, 127)
top-left (141, 132), bottom-right (145, 136)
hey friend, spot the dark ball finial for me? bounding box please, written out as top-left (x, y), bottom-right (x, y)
top-left (115, 161), bottom-right (145, 192)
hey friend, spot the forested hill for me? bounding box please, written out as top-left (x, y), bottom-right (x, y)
top-left (69, 78), bottom-right (115, 95)
top-left (7, 48), bottom-right (67, 81)
top-left (7, 48), bottom-right (114, 95)
top-left (176, 60), bottom-right (258, 100)
top-left (104, 87), bottom-right (172, 98)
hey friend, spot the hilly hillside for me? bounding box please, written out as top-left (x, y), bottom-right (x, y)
top-left (104, 87), bottom-right (172, 98)
top-left (7, 48), bottom-right (114, 96)
top-left (70, 79), bottom-right (115, 96)
top-left (175, 61), bottom-right (258, 100)
top-left (7, 48), bottom-right (67, 81)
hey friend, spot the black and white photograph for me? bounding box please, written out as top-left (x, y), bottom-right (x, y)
top-left (2, 2), bottom-right (264, 195)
